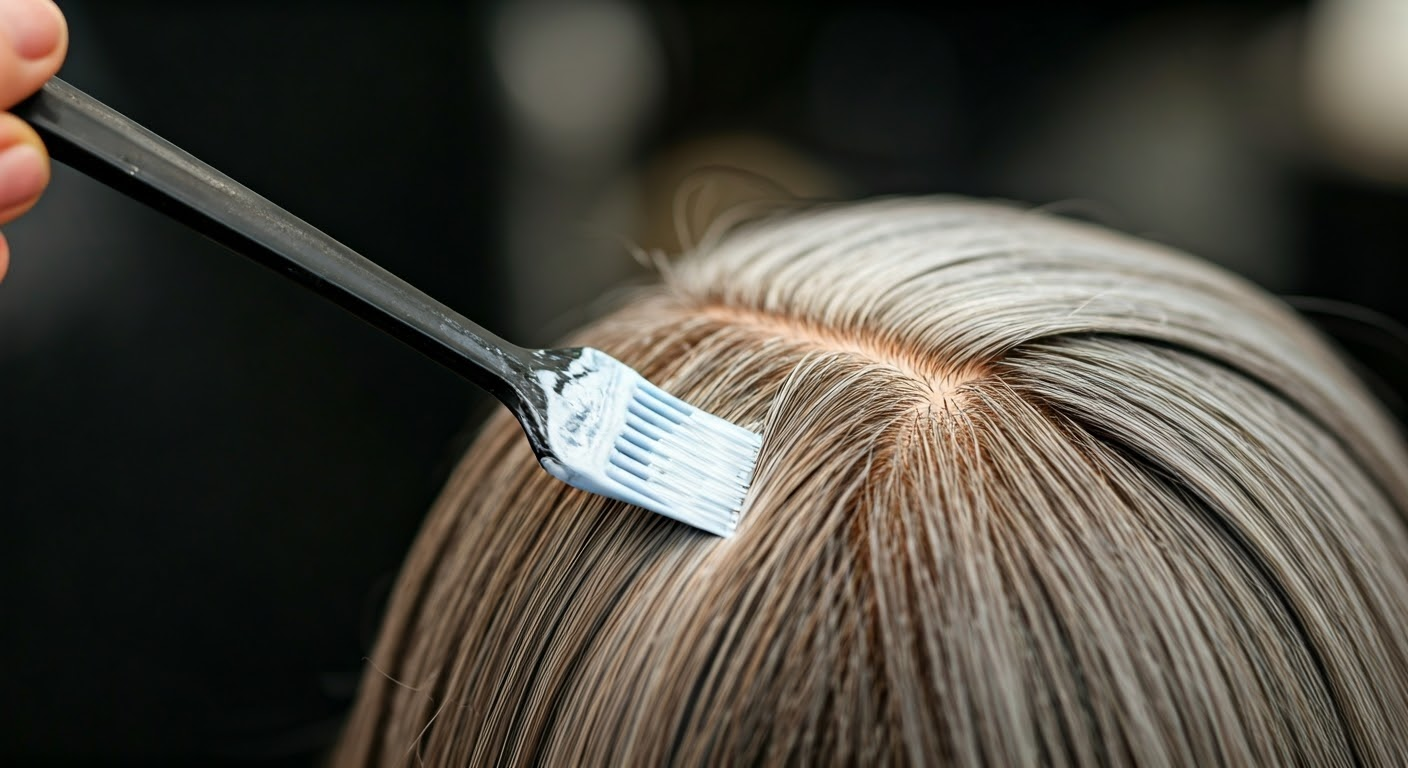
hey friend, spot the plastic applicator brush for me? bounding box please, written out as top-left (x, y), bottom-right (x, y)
top-left (16, 77), bottom-right (760, 537)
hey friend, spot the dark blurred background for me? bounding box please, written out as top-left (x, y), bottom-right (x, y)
top-left (2, 0), bottom-right (1405, 764)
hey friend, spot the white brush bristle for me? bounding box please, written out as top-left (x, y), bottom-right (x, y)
top-left (536, 349), bottom-right (761, 536)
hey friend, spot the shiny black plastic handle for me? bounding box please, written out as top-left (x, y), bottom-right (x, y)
top-left (13, 77), bottom-right (534, 408)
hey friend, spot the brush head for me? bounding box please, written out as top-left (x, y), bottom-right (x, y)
top-left (534, 348), bottom-right (761, 536)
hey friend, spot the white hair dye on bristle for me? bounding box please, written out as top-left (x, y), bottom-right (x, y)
top-left (536, 348), bottom-right (760, 536)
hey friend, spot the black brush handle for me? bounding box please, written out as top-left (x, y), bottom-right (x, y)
top-left (14, 77), bottom-right (534, 409)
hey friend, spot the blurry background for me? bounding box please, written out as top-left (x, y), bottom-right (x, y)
top-left (2, 0), bottom-right (1405, 764)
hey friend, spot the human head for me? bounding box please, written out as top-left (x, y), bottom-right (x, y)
top-left (336, 198), bottom-right (1408, 765)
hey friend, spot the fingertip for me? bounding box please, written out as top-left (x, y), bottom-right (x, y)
top-left (0, 112), bottom-right (49, 223)
top-left (2, 0), bottom-right (65, 61)
top-left (0, 149), bottom-right (47, 225)
top-left (0, 0), bottom-right (67, 108)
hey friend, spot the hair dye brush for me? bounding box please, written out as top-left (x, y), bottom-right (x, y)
top-left (16, 77), bottom-right (759, 537)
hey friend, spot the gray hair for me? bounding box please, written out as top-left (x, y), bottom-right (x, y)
top-left (335, 198), bottom-right (1408, 766)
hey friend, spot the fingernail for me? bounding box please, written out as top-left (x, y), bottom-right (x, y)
top-left (1, 0), bottom-right (63, 60)
top-left (0, 143), bottom-right (46, 210)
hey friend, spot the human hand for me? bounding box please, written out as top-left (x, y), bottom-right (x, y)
top-left (0, 0), bottom-right (66, 281)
